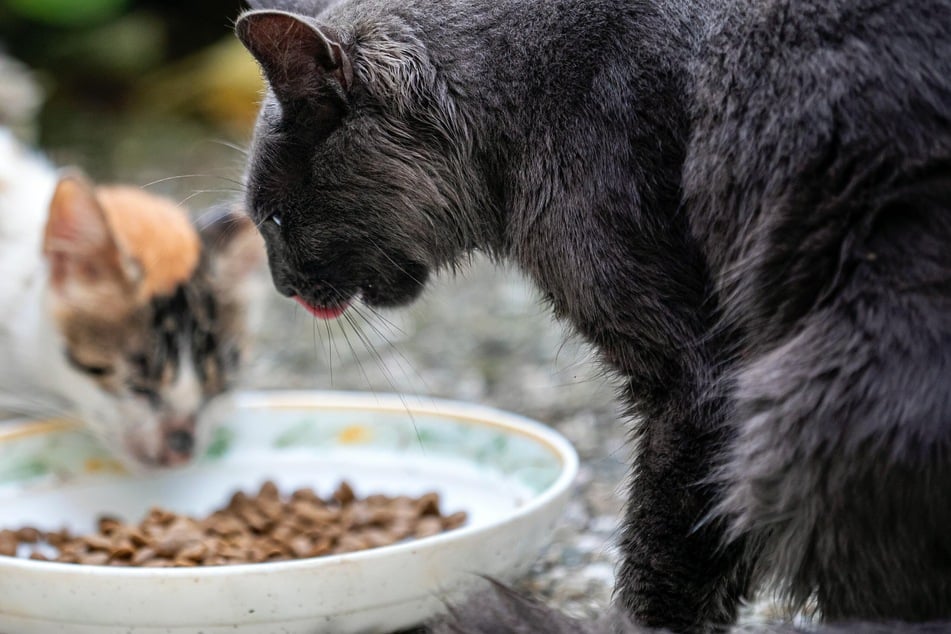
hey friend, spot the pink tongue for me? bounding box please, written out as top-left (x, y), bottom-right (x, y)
top-left (293, 296), bottom-right (350, 320)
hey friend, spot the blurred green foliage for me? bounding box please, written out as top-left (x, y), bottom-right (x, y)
top-left (5, 0), bottom-right (131, 27)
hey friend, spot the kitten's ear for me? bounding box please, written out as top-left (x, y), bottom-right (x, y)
top-left (197, 205), bottom-right (265, 288)
top-left (43, 173), bottom-right (140, 310)
top-left (236, 9), bottom-right (352, 105)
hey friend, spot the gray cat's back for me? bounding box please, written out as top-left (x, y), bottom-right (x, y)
top-left (685, 0), bottom-right (951, 340)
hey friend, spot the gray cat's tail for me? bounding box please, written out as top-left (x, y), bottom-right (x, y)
top-left (429, 580), bottom-right (950, 633)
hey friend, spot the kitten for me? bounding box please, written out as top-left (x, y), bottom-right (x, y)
top-left (234, 0), bottom-right (951, 632)
top-left (0, 128), bottom-right (263, 470)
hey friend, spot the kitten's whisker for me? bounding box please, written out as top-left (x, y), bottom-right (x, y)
top-left (0, 392), bottom-right (84, 424)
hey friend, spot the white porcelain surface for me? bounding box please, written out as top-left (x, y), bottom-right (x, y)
top-left (0, 391), bottom-right (578, 633)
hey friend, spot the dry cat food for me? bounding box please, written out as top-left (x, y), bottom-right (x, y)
top-left (0, 481), bottom-right (467, 567)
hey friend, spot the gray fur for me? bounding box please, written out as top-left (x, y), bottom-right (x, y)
top-left (235, 0), bottom-right (951, 631)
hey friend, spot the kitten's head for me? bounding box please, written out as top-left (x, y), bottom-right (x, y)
top-left (42, 175), bottom-right (264, 470)
top-left (235, 6), bottom-right (486, 319)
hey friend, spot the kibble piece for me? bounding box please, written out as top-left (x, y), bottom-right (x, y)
top-left (332, 481), bottom-right (356, 506)
top-left (109, 538), bottom-right (136, 560)
top-left (290, 488), bottom-right (320, 504)
top-left (362, 528), bottom-right (397, 549)
top-left (257, 498), bottom-right (284, 522)
top-left (310, 536), bottom-right (334, 557)
top-left (125, 527), bottom-right (149, 547)
top-left (335, 533), bottom-right (369, 553)
top-left (415, 492), bottom-right (441, 517)
top-left (205, 514), bottom-right (246, 537)
top-left (97, 516), bottom-right (122, 536)
top-left (145, 507), bottom-right (176, 526)
top-left (414, 516), bottom-right (444, 538)
top-left (0, 530), bottom-right (18, 557)
top-left (45, 528), bottom-right (72, 547)
top-left (131, 546), bottom-right (158, 566)
top-left (258, 480), bottom-right (280, 501)
top-left (15, 527), bottom-right (41, 543)
top-left (177, 541), bottom-right (208, 562)
top-left (172, 557), bottom-right (198, 567)
top-left (141, 559), bottom-right (174, 568)
top-left (154, 534), bottom-right (189, 559)
top-left (442, 511), bottom-right (468, 530)
top-left (81, 551), bottom-right (111, 566)
top-left (82, 533), bottom-right (114, 552)
top-left (288, 535), bottom-right (313, 558)
top-left (227, 491), bottom-right (250, 512)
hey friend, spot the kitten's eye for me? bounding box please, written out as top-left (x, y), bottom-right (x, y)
top-left (270, 213), bottom-right (282, 228)
top-left (65, 349), bottom-right (114, 377)
top-left (129, 384), bottom-right (159, 404)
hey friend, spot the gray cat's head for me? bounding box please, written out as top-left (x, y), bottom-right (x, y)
top-left (43, 176), bottom-right (264, 470)
top-left (235, 3), bottom-right (491, 319)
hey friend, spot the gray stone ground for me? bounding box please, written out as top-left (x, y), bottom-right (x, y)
top-left (242, 259), bottom-right (627, 619)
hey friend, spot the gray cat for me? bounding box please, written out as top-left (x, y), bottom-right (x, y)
top-left (234, 0), bottom-right (951, 631)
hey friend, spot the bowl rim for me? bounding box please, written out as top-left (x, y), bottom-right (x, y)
top-left (0, 389), bottom-right (580, 578)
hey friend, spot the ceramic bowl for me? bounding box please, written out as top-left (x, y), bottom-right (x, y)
top-left (0, 390), bottom-right (578, 633)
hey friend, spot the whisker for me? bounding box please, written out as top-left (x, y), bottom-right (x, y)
top-left (350, 303), bottom-right (435, 397)
top-left (324, 315), bottom-right (338, 387)
top-left (312, 314), bottom-right (322, 386)
top-left (0, 391), bottom-right (84, 424)
top-left (358, 302), bottom-right (409, 338)
top-left (363, 237), bottom-right (428, 288)
top-left (204, 138), bottom-right (249, 157)
top-left (342, 310), bottom-right (424, 450)
top-left (335, 313), bottom-right (377, 400)
top-left (176, 189), bottom-right (247, 209)
top-left (141, 174), bottom-right (214, 189)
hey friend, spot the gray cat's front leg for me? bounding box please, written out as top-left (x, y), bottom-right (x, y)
top-left (615, 395), bottom-right (753, 633)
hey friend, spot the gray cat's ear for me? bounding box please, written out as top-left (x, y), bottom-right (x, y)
top-left (235, 9), bottom-right (352, 105)
top-left (243, 0), bottom-right (336, 13)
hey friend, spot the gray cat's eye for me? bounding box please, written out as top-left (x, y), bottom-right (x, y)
top-left (270, 213), bottom-right (282, 227)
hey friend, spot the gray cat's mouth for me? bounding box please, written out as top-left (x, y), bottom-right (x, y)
top-left (293, 295), bottom-right (351, 320)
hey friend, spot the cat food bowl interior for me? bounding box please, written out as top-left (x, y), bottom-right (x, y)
top-left (0, 390), bottom-right (578, 634)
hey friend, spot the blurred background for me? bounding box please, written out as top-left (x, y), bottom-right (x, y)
top-left (1, 0), bottom-right (626, 617)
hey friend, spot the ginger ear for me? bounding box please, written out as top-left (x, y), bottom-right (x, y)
top-left (235, 9), bottom-right (352, 105)
top-left (43, 174), bottom-right (140, 310)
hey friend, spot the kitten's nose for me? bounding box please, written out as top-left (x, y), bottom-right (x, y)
top-left (161, 426), bottom-right (195, 467)
top-left (166, 429), bottom-right (194, 455)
